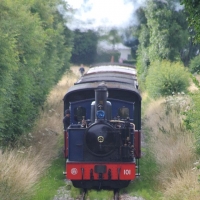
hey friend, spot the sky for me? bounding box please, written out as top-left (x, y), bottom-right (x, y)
top-left (64, 0), bottom-right (146, 31)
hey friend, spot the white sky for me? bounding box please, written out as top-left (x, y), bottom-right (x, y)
top-left (65, 0), bottom-right (146, 30)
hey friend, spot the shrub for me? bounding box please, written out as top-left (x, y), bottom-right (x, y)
top-left (188, 54), bottom-right (200, 74)
top-left (146, 60), bottom-right (190, 98)
top-left (184, 92), bottom-right (200, 153)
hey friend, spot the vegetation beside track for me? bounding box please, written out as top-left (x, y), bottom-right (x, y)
top-left (31, 153), bottom-right (66, 200)
top-left (1, 67), bottom-right (200, 200)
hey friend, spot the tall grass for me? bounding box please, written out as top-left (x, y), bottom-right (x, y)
top-left (163, 169), bottom-right (200, 200)
top-left (143, 94), bottom-right (200, 199)
top-left (0, 66), bottom-right (84, 200)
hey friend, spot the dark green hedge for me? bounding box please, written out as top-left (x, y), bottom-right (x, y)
top-left (0, 0), bottom-right (72, 146)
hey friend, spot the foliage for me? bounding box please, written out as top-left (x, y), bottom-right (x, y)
top-left (184, 92), bottom-right (200, 153)
top-left (146, 60), bottom-right (190, 98)
top-left (135, 0), bottom-right (195, 86)
top-left (71, 29), bottom-right (98, 65)
top-left (146, 1), bottom-right (187, 61)
top-left (0, 31), bottom-right (18, 136)
top-left (188, 54), bottom-right (200, 73)
top-left (136, 24), bottom-right (150, 91)
top-left (181, 0), bottom-right (200, 43)
top-left (0, 69), bottom-right (69, 200)
top-left (0, 0), bottom-right (72, 146)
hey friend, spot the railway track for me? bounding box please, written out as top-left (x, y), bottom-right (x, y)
top-left (114, 189), bottom-right (120, 200)
top-left (77, 189), bottom-right (143, 200)
top-left (78, 189), bottom-right (119, 200)
top-left (80, 189), bottom-right (87, 200)
top-left (53, 185), bottom-right (145, 200)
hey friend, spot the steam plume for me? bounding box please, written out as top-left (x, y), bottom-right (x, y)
top-left (63, 0), bottom-right (146, 31)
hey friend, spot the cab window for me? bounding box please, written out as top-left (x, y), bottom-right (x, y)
top-left (74, 106), bottom-right (86, 122)
top-left (118, 107), bottom-right (129, 119)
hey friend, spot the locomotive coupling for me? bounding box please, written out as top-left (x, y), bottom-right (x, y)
top-left (63, 172), bottom-right (67, 175)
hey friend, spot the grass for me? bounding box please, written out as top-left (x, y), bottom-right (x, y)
top-left (162, 169), bottom-right (200, 200)
top-left (25, 66), bottom-right (89, 200)
top-left (30, 152), bottom-right (66, 200)
top-left (117, 92), bottom-right (200, 200)
top-left (140, 94), bottom-right (200, 199)
top-left (120, 152), bottom-right (162, 200)
top-left (85, 190), bottom-right (113, 200)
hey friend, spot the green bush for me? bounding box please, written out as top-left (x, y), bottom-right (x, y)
top-left (188, 54), bottom-right (200, 74)
top-left (146, 60), bottom-right (190, 98)
top-left (184, 92), bottom-right (200, 154)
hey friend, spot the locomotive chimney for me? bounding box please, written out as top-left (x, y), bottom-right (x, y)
top-left (95, 83), bottom-right (108, 121)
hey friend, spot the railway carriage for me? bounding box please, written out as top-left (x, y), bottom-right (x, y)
top-left (63, 62), bottom-right (141, 190)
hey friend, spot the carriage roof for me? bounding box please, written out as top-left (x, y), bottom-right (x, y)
top-left (64, 63), bottom-right (141, 102)
top-left (87, 63), bottom-right (136, 75)
top-left (76, 63), bottom-right (137, 85)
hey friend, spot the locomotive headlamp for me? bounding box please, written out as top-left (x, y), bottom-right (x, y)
top-left (96, 110), bottom-right (105, 119)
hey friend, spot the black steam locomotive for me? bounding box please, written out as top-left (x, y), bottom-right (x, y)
top-left (63, 63), bottom-right (141, 190)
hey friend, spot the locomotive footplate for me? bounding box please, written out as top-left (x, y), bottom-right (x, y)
top-left (66, 162), bottom-right (136, 181)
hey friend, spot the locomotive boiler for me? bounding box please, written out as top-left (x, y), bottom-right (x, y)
top-left (63, 63), bottom-right (141, 191)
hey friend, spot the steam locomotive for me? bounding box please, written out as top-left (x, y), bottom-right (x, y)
top-left (63, 63), bottom-right (141, 190)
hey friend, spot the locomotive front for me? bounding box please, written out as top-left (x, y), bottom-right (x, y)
top-left (65, 83), bottom-right (140, 190)
top-left (85, 84), bottom-right (118, 159)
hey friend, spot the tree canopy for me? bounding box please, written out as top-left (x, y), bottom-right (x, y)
top-left (71, 29), bottom-right (98, 65)
top-left (181, 0), bottom-right (200, 42)
top-left (133, 0), bottom-right (198, 90)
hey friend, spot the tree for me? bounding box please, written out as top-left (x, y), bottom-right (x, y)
top-left (0, 31), bottom-right (18, 139)
top-left (71, 29), bottom-right (98, 64)
top-left (145, 0), bottom-right (188, 62)
top-left (181, 0), bottom-right (200, 43)
top-left (188, 54), bottom-right (200, 73)
top-left (134, 0), bottom-right (193, 91)
top-left (0, 0), bottom-right (72, 146)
